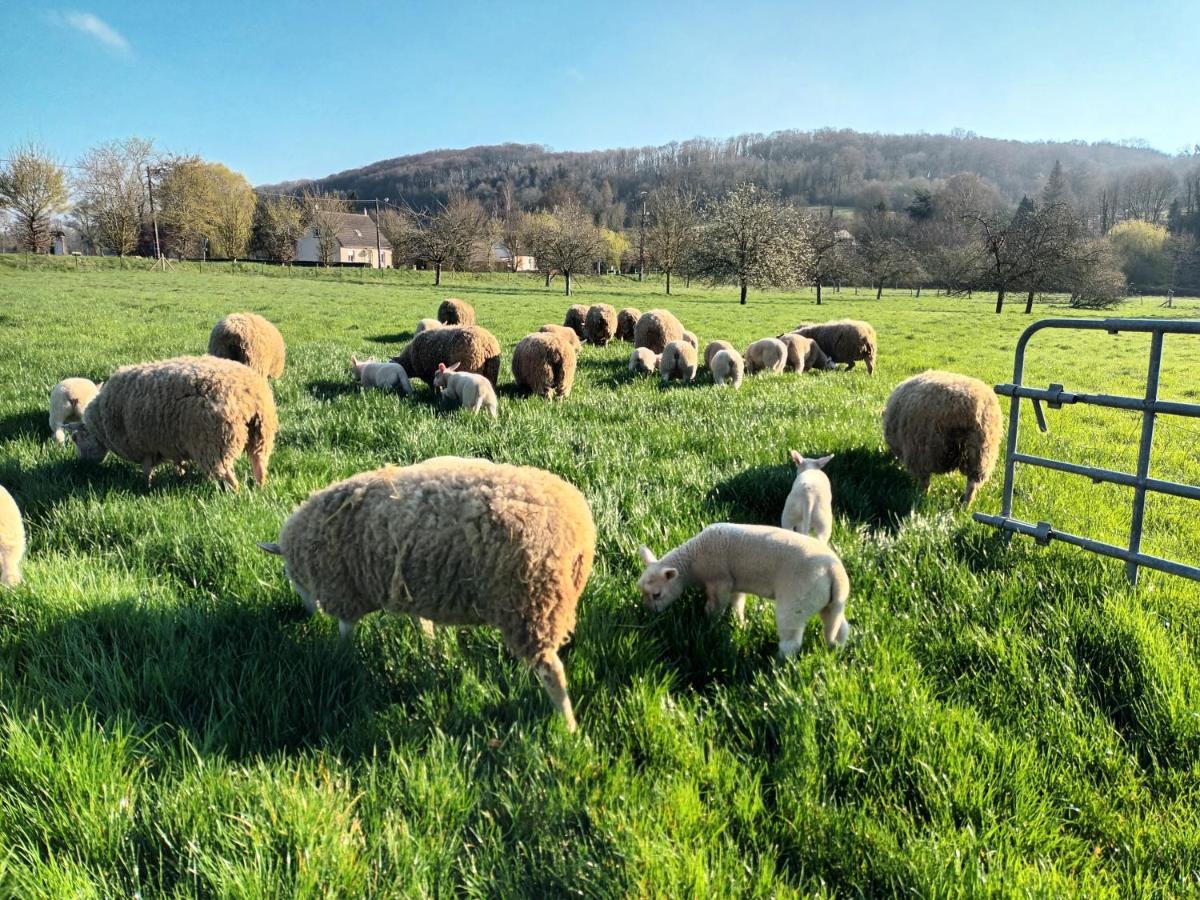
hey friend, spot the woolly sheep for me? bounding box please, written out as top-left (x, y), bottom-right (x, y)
top-left (0, 485), bottom-right (25, 587)
top-left (629, 347), bottom-right (659, 375)
top-left (778, 333), bottom-right (835, 374)
top-left (350, 354), bottom-right (412, 394)
top-left (391, 325), bottom-right (502, 386)
top-left (432, 363), bottom-right (499, 418)
top-left (257, 457), bottom-right (596, 730)
top-left (66, 355), bottom-right (277, 490)
top-left (682, 330), bottom-right (699, 350)
top-left (437, 298), bottom-right (475, 326)
top-left (512, 332), bottom-right (577, 400)
top-left (49, 377), bottom-right (101, 443)
top-left (704, 340), bottom-right (734, 370)
top-left (710, 349), bottom-right (744, 389)
top-left (659, 339), bottom-right (698, 386)
top-left (415, 318), bottom-right (443, 335)
top-left (793, 320), bottom-right (877, 375)
top-left (207, 312), bottom-right (286, 379)
top-left (634, 309), bottom-right (685, 354)
top-left (637, 523), bottom-right (850, 656)
top-left (615, 307), bottom-right (641, 342)
top-left (584, 304), bottom-right (618, 346)
top-left (538, 323), bottom-right (583, 351)
top-left (563, 304), bottom-right (589, 339)
top-left (745, 338), bottom-right (787, 375)
top-left (781, 450), bottom-right (834, 543)
top-left (883, 370), bottom-right (1002, 505)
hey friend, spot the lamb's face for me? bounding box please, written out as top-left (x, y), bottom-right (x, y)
top-left (637, 547), bottom-right (682, 611)
top-left (67, 423), bottom-right (107, 462)
top-left (432, 370), bottom-right (448, 394)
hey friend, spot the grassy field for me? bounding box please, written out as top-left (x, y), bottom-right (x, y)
top-left (1, 256), bottom-right (1199, 896)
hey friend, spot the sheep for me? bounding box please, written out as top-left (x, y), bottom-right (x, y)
top-left (432, 363), bottom-right (499, 418)
top-left (710, 349), bottom-right (744, 389)
top-left (437, 298), bottom-right (475, 326)
top-left (415, 318), bottom-right (443, 335)
top-left (65, 355), bottom-right (277, 490)
top-left (538, 323), bottom-right (583, 351)
top-left (257, 457), bottom-right (596, 730)
top-left (781, 451), bottom-right (835, 543)
top-left (49, 377), bottom-right (101, 443)
top-left (682, 330), bottom-right (699, 350)
top-left (207, 312), bottom-right (286, 379)
top-left (390, 325), bottom-right (502, 386)
top-left (658, 339), bottom-right (698, 386)
top-left (778, 333), bottom-right (835, 374)
top-left (745, 338), bottom-right (788, 375)
top-left (703, 340), bottom-right (734, 370)
top-left (584, 304), bottom-right (618, 346)
top-left (792, 320), bottom-right (877, 375)
top-left (634, 309), bottom-right (685, 354)
top-left (563, 304), bottom-right (589, 339)
top-left (350, 354), bottom-right (412, 395)
top-left (615, 307), bottom-right (641, 342)
top-left (0, 485), bottom-right (25, 588)
top-left (883, 370), bottom-right (1002, 505)
top-left (629, 347), bottom-right (660, 375)
top-left (637, 523), bottom-right (850, 657)
top-left (512, 332), bottom-right (577, 400)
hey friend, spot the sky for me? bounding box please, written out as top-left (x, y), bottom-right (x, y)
top-left (2, 0), bottom-right (1196, 186)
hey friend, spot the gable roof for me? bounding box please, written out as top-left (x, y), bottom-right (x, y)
top-left (321, 211), bottom-right (392, 250)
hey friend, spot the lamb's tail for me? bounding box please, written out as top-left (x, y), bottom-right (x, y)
top-left (822, 560), bottom-right (850, 647)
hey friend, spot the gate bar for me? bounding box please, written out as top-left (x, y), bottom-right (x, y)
top-left (1009, 452), bottom-right (1200, 502)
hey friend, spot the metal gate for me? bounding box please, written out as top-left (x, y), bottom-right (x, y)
top-left (973, 317), bottom-right (1200, 585)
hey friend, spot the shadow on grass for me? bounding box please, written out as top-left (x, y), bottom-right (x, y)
top-left (305, 379), bottom-right (360, 401)
top-left (366, 332), bottom-right (414, 345)
top-left (0, 408), bottom-right (49, 442)
top-left (0, 456), bottom-right (183, 515)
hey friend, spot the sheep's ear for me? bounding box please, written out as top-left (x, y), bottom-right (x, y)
top-left (256, 541), bottom-right (283, 556)
top-left (436, 363), bottom-right (446, 373)
top-left (351, 354), bottom-right (358, 365)
top-left (638, 545), bottom-right (657, 566)
top-left (814, 454), bottom-right (834, 468)
top-left (447, 362), bottom-right (461, 372)
top-left (789, 449), bottom-right (804, 467)
top-left (662, 568), bottom-right (678, 581)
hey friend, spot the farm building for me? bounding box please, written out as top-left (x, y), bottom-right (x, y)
top-left (295, 211), bottom-right (392, 267)
top-left (492, 244), bottom-right (537, 272)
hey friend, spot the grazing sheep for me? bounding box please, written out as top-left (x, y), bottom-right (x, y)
top-left (781, 451), bottom-right (834, 543)
top-left (793, 320), bottom-right (877, 375)
top-left (391, 325), bottom-right (502, 386)
top-left (629, 347), bottom-right (659, 375)
top-left (350, 354), bottom-right (412, 395)
top-left (437, 298), bottom-right (475, 326)
top-left (778, 333), bottom-right (835, 373)
top-left (49, 377), bottom-right (101, 443)
top-left (659, 339), bottom-right (698, 386)
top-left (883, 370), bottom-right (1002, 505)
top-left (257, 457), bottom-right (596, 730)
top-left (584, 304), bottom-right (618, 346)
top-left (634, 309), bottom-right (685, 354)
top-left (638, 523), bottom-right (850, 656)
top-left (512, 332), bottom-right (577, 400)
top-left (616, 307), bottom-right (641, 342)
top-left (704, 340), bottom-right (734, 370)
top-left (432, 363), bottom-right (498, 418)
top-left (66, 355), bottom-right (277, 490)
top-left (415, 318), bottom-right (443, 335)
top-left (207, 312), bottom-right (286, 379)
top-left (745, 338), bottom-right (788, 375)
top-left (0, 485), bottom-right (25, 588)
top-left (538, 323), bottom-right (583, 351)
top-left (710, 349), bottom-right (744, 389)
top-left (682, 330), bottom-right (699, 350)
top-left (563, 304), bottom-right (589, 339)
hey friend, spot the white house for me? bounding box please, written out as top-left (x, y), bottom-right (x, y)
top-left (295, 210), bottom-right (392, 267)
top-left (492, 244), bottom-right (537, 272)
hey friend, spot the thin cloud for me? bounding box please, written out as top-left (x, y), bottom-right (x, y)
top-left (565, 67), bottom-right (584, 83)
top-left (53, 10), bottom-right (131, 56)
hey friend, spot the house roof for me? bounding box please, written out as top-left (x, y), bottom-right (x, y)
top-left (324, 211), bottom-right (392, 250)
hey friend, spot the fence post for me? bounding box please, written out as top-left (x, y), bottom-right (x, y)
top-left (1126, 331), bottom-right (1164, 584)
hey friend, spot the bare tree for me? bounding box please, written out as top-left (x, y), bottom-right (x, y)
top-left (74, 138), bottom-right (153, 257)
top-left (531, 201), bottom-right (604, 296)
top-left (646, 186), bottom-right (698, 294)
top-left (302, 192), bottom-right (348, 267)
top-left (1121, 165), bottom-right (1177, 225)
top-left (853, 205), bottom-right (920, 299)
top-left (254, 194), bottom-right (304, 263)
top-left (400, 194), bottom-right (489, 285)
top-left (971, 197), bottom-right (1076, 313)
top-left (0, 142), bottom-right (70, 252)
top-left (376, 208), bottom-right (413, 268)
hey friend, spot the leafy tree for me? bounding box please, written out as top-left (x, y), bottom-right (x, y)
top-left (599, 228), bottom-right (628, 273)
top-left (206, 164), bottom-right (256, 259)
top-left (156, 156), bottom-right (217, 257)
top-left (530, 201), bottom-right (604, 296)
top-left (646, 187), bottom-right (699, 295)
top-left (1108, 219), bottom-right (1170, 289)
top-left (74, 138), bottom-right (153, 257)
top-left (253, 194), bottom-right (304, 263)
top-left (0, 142), bottom-right (70, 252)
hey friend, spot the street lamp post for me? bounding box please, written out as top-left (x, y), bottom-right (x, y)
top-left (638, 191), bottom-right (648, 282)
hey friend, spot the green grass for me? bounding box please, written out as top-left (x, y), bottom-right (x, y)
top-left (1, 257), bottom-right (1199, 896)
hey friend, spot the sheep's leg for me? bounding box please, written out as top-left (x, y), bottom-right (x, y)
top-left (962, 478), bottom-right (982, 507)
top-left (774, 596), bottom-right (813, 659)
top-left (250, 450), bottom-right (269, 486)
top-left (705, 581), bottom-right (743, 623)
top-left (0, 555), bottom-right (19, 587)
top-left (865, 356), bottom-right (875, 376)
top-left (141, 457), bottom-right (157, 485)
top-left (534, 650), bottom-right (576, 732)
top-left (410, 615), bottom-right (434, 639)
top-left (731, 593), bottom-right (747, 626)
top-left (219, 465), bottom-right (240, 493)
top-left (845, 360), bottom-right (856, 371)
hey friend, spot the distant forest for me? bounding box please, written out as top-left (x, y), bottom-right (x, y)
top-left (266, 128), bottom-right (1198, 230)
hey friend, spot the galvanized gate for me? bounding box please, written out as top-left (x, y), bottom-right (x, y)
top-left (973, 317), bottom-right (1200, 585)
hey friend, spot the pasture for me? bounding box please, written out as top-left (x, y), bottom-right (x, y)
top-left (1, 258), bottom-right (1199, 896)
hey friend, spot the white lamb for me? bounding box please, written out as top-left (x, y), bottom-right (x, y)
top-left (350, 355), bottom-right (412, 394)
top-left (710, 348), bottom-right (744, 388)
top-left (432, 362), bottom-right (498, 418)
top-left (49, 377), bottom-right (101, 443)
top-left (780, 450), bottom-right (834, 543)
top-left (638, 523), bottom-right (850, 656)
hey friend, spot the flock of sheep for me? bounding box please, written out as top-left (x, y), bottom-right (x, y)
top-left (0, 298), bottom-right (1003, 731)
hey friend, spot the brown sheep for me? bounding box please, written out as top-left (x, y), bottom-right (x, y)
top-left (778, 333), bottom-right (836, 373)
top-left (437, 298), bottom-right (476, 326)
top-left (563, 304), bottom-right (589, 339)
top-left (634, 309), bottom-right (685, 353)
top-left (207, 313), bottom-right (286, 379)
top-left (538, 324), bottom-right (583, 351)
top-left (512, 333), bottom-right (577, 400)
top-left (745, 338), bottom-right (788, 375)
top-left (793, 320), bottom-right (877, 375)
top-left (584, 304), bottom-right (618, 346)
top-left (883, 370), bottom-right (1002, 505)
top-left (391, 326), bottom-right (502, 386)
top-left (616, 307), bottom-right (641, 342)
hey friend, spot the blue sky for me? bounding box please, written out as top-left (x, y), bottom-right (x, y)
top-left (2, 0), bottom-right (1196, 185)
